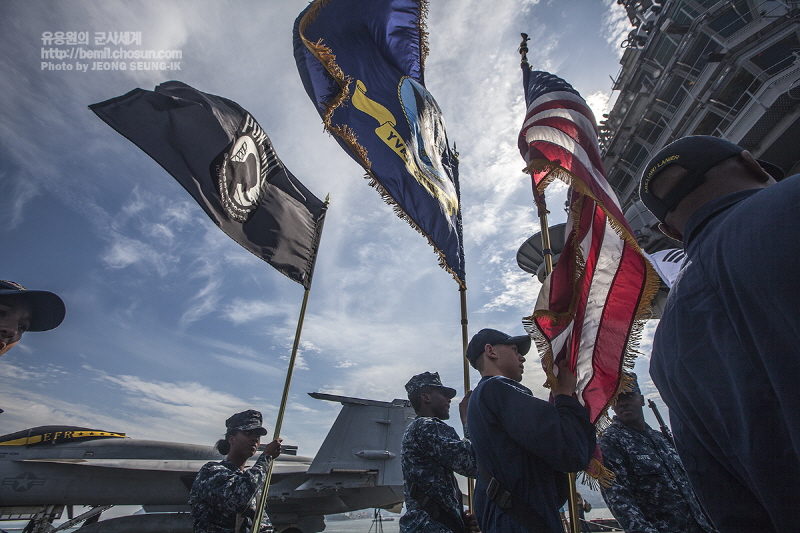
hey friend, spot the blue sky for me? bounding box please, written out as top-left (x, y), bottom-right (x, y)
top-left (0, 0), bottom-right (667, 485)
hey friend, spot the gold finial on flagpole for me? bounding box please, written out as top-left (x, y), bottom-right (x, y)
top-left (519, 33), bottom-right (530, 68)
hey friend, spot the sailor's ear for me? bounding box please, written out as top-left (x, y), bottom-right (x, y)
top-left (484, 343), bottom-right (497, 360)
top-left (740, 151), bottom-right (773, 183)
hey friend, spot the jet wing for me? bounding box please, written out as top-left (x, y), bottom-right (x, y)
top-left (16, 458), bottom-right (312, 474)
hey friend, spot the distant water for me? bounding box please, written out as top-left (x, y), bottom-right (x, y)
top-left (323, 516), bottom-right (400, 533)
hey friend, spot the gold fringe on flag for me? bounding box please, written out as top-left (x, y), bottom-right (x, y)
top-left (298, 0), bottom-right (464, 289)
top-left (521, 159), bottom-right (661, 487)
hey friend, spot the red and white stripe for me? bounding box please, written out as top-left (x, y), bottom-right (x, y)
top-left (520, 72), bottom-right (655, 424)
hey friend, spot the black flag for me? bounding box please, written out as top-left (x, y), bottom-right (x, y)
top-left (90, 81), bottom-right (327, 288)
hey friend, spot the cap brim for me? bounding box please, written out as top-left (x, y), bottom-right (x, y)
top-left (237, 425), bottom-right (268, 436)
top-left (439, 386), bottom-right (457, 399)
top-left (505, 334), bottom-right (532, 356)
top-left (756, 159), bottom-right (785, 181)
top-left (0, 290), bottom-right (66, 332)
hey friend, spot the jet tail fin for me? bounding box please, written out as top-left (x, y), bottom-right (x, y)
top-left (306, 393), bottom-right (414, 487)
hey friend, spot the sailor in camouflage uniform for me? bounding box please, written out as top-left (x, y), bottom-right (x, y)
top-left (401, 372), bottom-right (478, 533)
top-left (189, 410), bottom-right (282, 533)
top-left (600, 374), bottom-right (717, 533)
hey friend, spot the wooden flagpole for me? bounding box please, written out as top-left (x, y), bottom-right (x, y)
top-left (252, 286), bottom-right (311, 530)
top-left (535, 192), bottom-right (580, 533)
top-left (459, 285), bottom-right (474, 512)
top-left (253, 195), bottom-right (328, 530)
top-left (522, 33), bottom-right (580, 533)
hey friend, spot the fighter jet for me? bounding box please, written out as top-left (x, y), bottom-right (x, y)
top-left (0, 393), bottom-right (414, 533)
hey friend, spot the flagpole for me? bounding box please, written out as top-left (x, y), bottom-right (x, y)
top-left (535, 192), bottom-right (555, 275)
top-left (536, 194), bottom-right (580, 533)
top-left (252, 286), bottom-right (311, 530)
top-left (459, 285), bottom-right (474, 512)
top-left (521, 33), bottom-right (580, 533)
top-left (252, 197), bottom-right (327, 530)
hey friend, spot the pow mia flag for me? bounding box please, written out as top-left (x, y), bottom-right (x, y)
top-left (90, 81), bottom-right (327, 288)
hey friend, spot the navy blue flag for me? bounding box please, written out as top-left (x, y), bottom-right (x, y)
top-left (293, 0), bottom-right (465, 287)
top-left (90, 81), bottom-right (327, 289)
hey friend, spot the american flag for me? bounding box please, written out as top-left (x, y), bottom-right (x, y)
top-left (519, 69), bottom-right (658, 435)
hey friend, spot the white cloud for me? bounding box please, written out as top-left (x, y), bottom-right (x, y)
top-left (187, 335), bottom-right (262, 360)
top-left (585, 90), bottom-right (614, 122)
top-left (144, 223), bottom-right (175, 242)
top-left (479, 266), bottom-right (540, 314)
top-left (162, 202), bottom-right (196, 226)
top-left (3, 175), bottom-right (39, 229)
top-left (179, 277), bottom-right (223, 329)
top-left (121, 196), bottom-right (147, 217)
top-left (602, 0), bottom-right (633, 59)
top-left (98, 373), bottom-right (241, 413)
top-left (101, 237), bottom-right (178, 276)
top-left (280, 353), bottom-right (309, 371)
top-left (288, 402), bottom-right (319, 414)
top-left (212, 354), bottom-right (286, 378)
top-left (223, 299), bottom-right (286, 325)
top-left (0, 360), bottom-right (39, 381)
top-left (1, 365), bottom-right (247, 444)
top-left (101, 241), bottom-right (141, 269)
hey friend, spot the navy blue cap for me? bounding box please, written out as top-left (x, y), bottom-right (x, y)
top-left (0, 280), bottom-right (66, 332)
top-left (226, 410), bottom-right (268, 435)
top-left (639, 136), bottom-right (785, 223)
top-left (620, 371), bottom-right (641, 395)
top-left (466, 328), bottom-right (531, 367)
top-left (405, 372), bottom-right (457, 398)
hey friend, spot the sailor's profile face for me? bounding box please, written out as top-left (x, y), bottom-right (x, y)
top-left (228, 429), bottom-right (262, 459)
top-left (427, 388), bottom-right (452, 420)
top-left (0, 297), bottom-right (32, 357)
top-left (493, 343), bottom-right (525, 382)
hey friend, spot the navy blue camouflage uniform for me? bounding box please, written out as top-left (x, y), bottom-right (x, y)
top-left (401, 372), bottom-right (477, 533)
top-left (401, 416), bottom-right (477, 533)
top-left (189, 455), bottom-right (274, 533)
top-left (189, 410), bottom-right (275, 533)
top-left (600, 417), bottom-right (716, 533)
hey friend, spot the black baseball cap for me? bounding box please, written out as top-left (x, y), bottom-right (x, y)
top-left (0, 280), bottom-right (66, 332)
top-left (466, 328), bottom-right (531, 368)
top-left (639, 136), bottom-right (785, 223)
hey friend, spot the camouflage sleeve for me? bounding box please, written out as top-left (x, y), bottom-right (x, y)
top-left (599, 436), bottom-right (659, 533)
top-left (200, 454), bottom-right (272, 514)
top-left (416, 418), bottom-right (477, 478)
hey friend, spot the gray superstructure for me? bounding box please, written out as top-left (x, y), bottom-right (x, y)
top-left (601, 0), bottom-right (800, 252)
